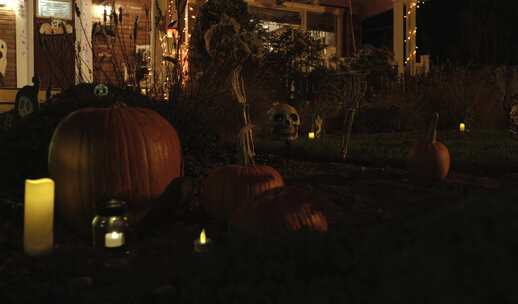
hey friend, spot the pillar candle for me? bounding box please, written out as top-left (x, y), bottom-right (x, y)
top-left (24, 178), bottom-right (54, 256)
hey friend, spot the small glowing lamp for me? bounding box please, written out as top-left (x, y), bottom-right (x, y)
top-left (92, 199), bottom-right (130, 252)
top-left (194, 228), bottom-right (211, 253)
top-left (308, 132), bottom-right (315, 140)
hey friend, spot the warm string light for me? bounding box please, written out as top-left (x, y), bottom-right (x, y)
top-left (403, 0), bottom-right (423, 65)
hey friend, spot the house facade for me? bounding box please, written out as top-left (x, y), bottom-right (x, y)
top-left (0, 0), bottom-right (421, 109)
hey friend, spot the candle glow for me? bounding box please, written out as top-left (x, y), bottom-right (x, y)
top-left (194, 228), bottom-right (211, 253)
top-left (308, 132), bottom-right (315, 139)
top-left (459, 123), bottom-right (466, 132)
top-left (105, 231), bottom-right (124, 248)
top-left (199, 229), bottom-right (207, 244)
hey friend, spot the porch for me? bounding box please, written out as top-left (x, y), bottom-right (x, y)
top-left (0, 0), bottom-right (424, 111)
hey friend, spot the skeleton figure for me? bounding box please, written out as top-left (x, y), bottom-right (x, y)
top-left (0, 39), bottom-right (6, 78)
top-left (311, 114), bottom-right (323, 138)
top-left (267, 103), bottom-right (301, 141)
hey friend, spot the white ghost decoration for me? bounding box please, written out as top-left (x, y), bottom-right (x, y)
top-left (0, 39), bottom-right (6, 78)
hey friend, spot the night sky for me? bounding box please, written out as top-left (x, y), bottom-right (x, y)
top-left (363, 0), bottom-right (518, 65)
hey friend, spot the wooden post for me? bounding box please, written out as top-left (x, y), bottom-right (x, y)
top-left (393, 0), bottom-right (404, 76)
top-left (406, 0), bottom-right (417, 76)
top-left (74, 0), bottom-right (93, 83)
top-left (15, 0), bottom-right (34, 88)
top-left (348, 0), bottom-right (356, 54)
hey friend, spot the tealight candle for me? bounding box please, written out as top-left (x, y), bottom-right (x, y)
top-left (308, 132), bottom-right (315, 139)
top-left (459, 123), bottom-right (466, 132)
top-left (24, 178), bottom-right (55, 256)
top-left (193, 229), bottom-right (211, 253)
top-left (105, 231), bottom-right (125, 248)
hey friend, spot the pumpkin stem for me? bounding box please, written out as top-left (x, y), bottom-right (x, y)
top-left (425, 112), bottom-right (439, 143)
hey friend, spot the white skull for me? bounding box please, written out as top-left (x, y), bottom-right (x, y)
top-left (268, 103), bottom-right (300, 141)
top-left (0, 39), bottom-right (6, 77)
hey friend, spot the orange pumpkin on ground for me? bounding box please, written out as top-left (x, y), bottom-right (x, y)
top-left (200, 164), bottom-right (285, 222)
top-left (48, 106), bottom-right (182, 233)
top-left (230, 186), bottom-right (328, 237)
top-left (407, 112), bottom-right (450, 182)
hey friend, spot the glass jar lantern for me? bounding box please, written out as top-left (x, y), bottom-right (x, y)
top-left (92, 199), bottom-right (130, 252)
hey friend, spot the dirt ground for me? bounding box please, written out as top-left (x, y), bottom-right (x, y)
top-left (0, 150), bottom-right (512, 303)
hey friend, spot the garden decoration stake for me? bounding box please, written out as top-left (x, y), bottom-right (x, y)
top-left (311, 113), bottom-right (324, 139)
top-left (340, 72), bottom-right (367, 160)
top-left (232, 65), bottom-right (255, 166)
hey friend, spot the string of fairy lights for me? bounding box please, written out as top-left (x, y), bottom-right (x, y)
top-left (157, 0), bottom-right (203, 98)
top-left (403, 0), bottom-right (425, 66)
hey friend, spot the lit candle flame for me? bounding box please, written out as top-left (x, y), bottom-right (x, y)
top-left (459, 123), bottom-right (466, 132)
top-left (111, 231), bottom-right (120, 239)
top-left (199, 229), bottom-right (207, 244)
top-left (308, 132), bottom-right (315, 139)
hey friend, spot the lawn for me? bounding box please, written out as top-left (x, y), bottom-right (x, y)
top-left (2, 112), bottom-right (518, 303)
top-left (256, 129), bottom-right (518, 176)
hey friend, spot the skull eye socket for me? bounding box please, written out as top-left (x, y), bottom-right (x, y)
top-left (274, 114), bottom-right (284, 122)
top-left (290, 114), bottom-right (299, 121)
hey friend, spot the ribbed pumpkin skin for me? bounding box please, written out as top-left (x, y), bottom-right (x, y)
top-left (201, 165), bottom-right (285, 221)
top-left (48, 107), bottom-right (182, 233)
top-left (230, 186), bottom-right (328, 237)
top-left (407, 142), bottom-right (450, 182)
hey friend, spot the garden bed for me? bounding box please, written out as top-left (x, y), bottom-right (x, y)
top-left (1, 146), bottom-right (516, 303)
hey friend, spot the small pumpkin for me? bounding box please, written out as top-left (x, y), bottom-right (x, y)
top-left (48, 106), bottom-right (182, 233)
top-left (407, 112), bottom-right (450, 182)
top-left (200, 164), bottom-right (285, 222)
top-left (230, 186), bottom-right (328, 237)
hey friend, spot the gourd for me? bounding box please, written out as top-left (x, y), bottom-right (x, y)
top-left (407, 112), bottom-right (450, 182)
top-left (201, 164), bottom-right (285, 222)
top-left (230, 186), bottom-right (328, 237)
top-left (48, 106), bottom-right (182, 233)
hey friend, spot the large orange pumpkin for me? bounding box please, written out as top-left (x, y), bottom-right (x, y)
top-left (230, 186), bottom-right (328, 237)
top-left (200, 165), bottom-right (284, 222)
top-left (48, 106), bottom-right (182, 233)
top-left (407, 112), bottom-right (450, 182)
